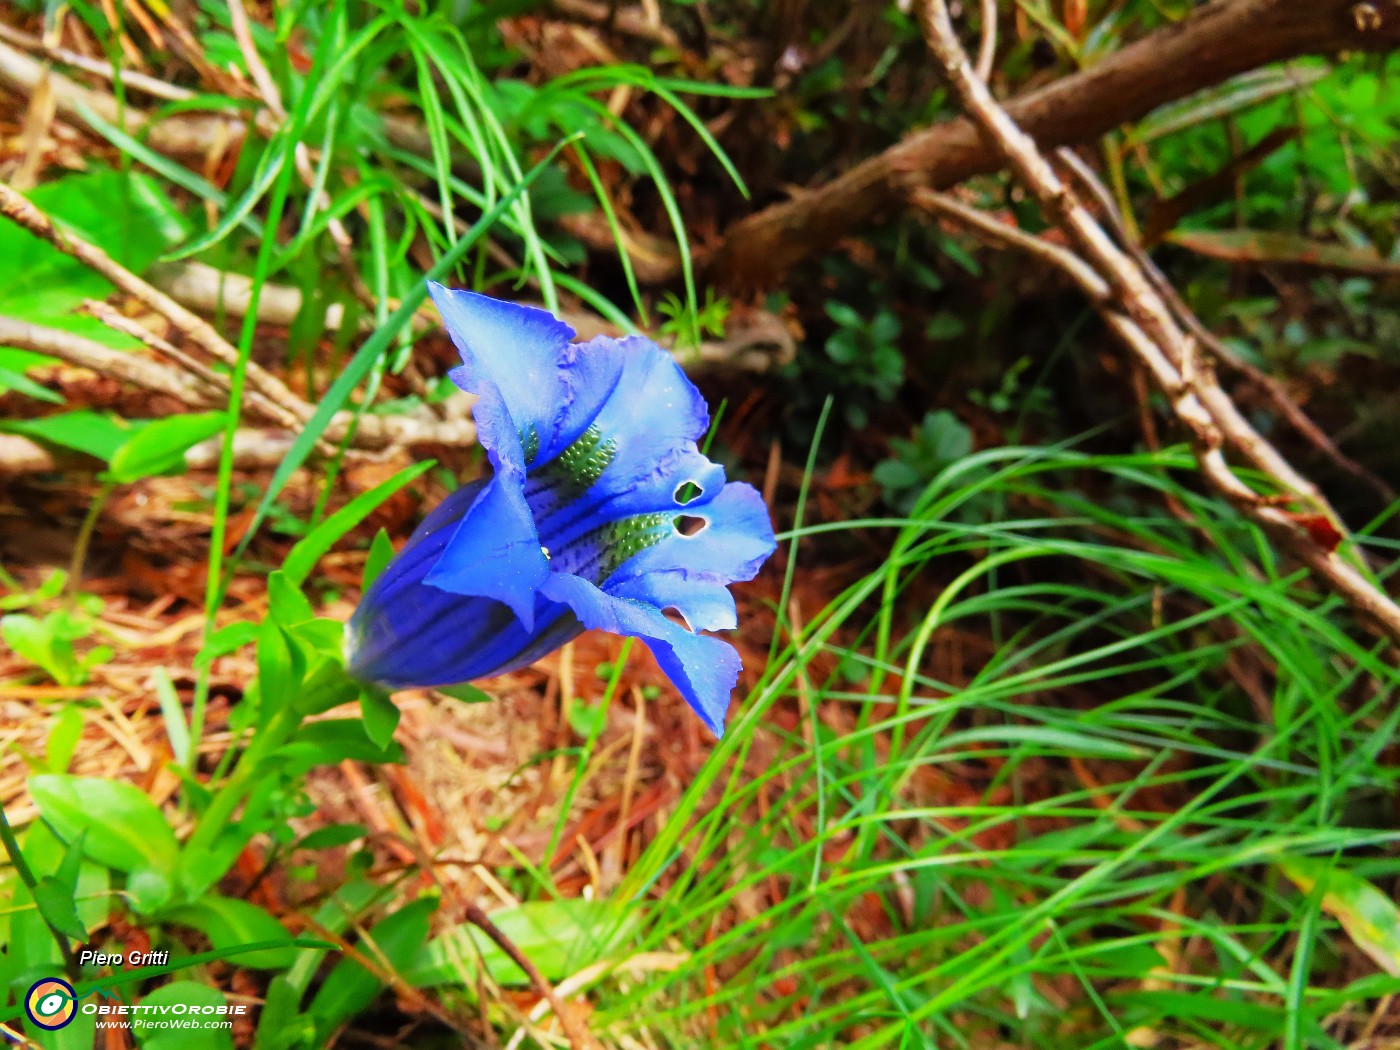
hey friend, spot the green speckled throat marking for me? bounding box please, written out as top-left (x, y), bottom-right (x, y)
top-left (598, 512), bottom-right (671, 580)
top-left (535, 423), bottom-right (618, 493)
top-left (520, 423), bottom-right (541, 466)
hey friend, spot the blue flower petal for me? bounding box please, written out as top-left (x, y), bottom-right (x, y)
top-left (531, 338), bottom-right (727, 553)
top-left (347, 480), bottom-right (584, 686)
top-left (429, 284), bottom-right (624, 475)
top-left (541, 572), bottom-right (742, 736)
top-left (424, 475), bottom-right (548, 629)
top-left (604, 483), bottom-right (776, 631)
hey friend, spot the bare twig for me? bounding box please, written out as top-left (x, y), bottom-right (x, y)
top-left (917, 0), bottom-right (1400, 645)
top-left (0, 179), bottom-right (312, 422)
top-left (0, 23), bottom-right (195, 102)
top-left (462, 901), bottom-right (601, 1050)
top-left (709, 0), bottom-right (1400, 290)
top-left (0, 315), bottom-right (213, 409)
top-left (1054, 146), bottom-right (1396, 504)
top-left (78, 302), bottom-right (323, 442)
top-left (975, 0), bottom-right (998, 83)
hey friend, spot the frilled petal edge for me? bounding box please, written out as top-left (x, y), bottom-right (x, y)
top-left (604, 482), bottom-right (776, 632)
top-left (429, 284), bottom-right (624, 476)
top-left (541, 572), bottom-right (741, 736)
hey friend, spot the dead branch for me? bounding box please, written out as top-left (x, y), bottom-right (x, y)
top-left (708, 0), bottom-right (1400, 289)
top-left (0, 311), bottom-right (478, 457)
top-left (0, 38), bottom-right (432, 162)
top-left (0, 23), bottom-right (193, 102)
top-left (0, 179), bottom-right (312, 422)
top-left (0, 429), bottom-right (310, 475)
top-left (147, 260), bottom-right (795, 372)
top-left (916, 0), bottom-right (1400, 646)
top-left (462, 901), bottom-right (600, 1050)
top-left (1051, 147), bottom-right (1396, 505)
top-left (0, 316), bottom-right (214, 410)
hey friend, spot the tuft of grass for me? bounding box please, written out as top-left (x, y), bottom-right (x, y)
top-left (597, 445), bottom-right (1400, 1048)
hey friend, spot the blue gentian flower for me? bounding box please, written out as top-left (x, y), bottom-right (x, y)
top-left (346, 286), bottom-right (776, 736)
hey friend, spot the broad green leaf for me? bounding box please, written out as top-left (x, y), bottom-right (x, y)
top-left (277, 719), bottom-right (405, 769)
top-left (437, 683), bottom-right (493, 704)
top-left (252, 974), bottom-right (315, 1050)
top-left (1, 614), bottom-right (81, 685)
top-left (0, 168), bottom-right (188, 345)
top-left (256, 621), bottom-right (299, 722)
top-left (1279, 857), bottom-right (1400, 976)
top-left (45, 705), bottom-right (85, 773)
top-left (19, 820), bottom-right (111, 935)
top-left (406, 899), bottom-right (636, 988)
top-left (163, 897), bottom-right (296, 970)
top-left (32, 876), bottom-right (87, 942)
top-left (33, 829), bottom-right (90, 941)
top-left (29, 774), bottom-right (179, 875)
top-left (194, 621), bottom-right (260, 670)
top-left (133, 982), bottom-right (235, 1050)
top-left (0, 411), bottom-right (133, 462)
top-left (359, 687), bottom-right (399, 749)
top-left (106, 412), bottom-right (226, 482)
top-left (267, 571), bottom-right (315, 628)
top-left (0, 348), bottom-right (63, 404)
top-left (309, 896), bottom-right (437, 1038)
top-left (282, 461), bottom-right (434, 588)
top-left (295, 823), bottom-right (368, 851)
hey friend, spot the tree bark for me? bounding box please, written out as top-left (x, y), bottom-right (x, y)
top-left (706, 0), bottom-right (1400, 290)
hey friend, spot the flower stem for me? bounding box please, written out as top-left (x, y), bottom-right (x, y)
top-left (0, 803), bottom-right (78, 979)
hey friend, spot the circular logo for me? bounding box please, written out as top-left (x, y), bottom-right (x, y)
top-left (25, 978), bottom-right (76, 1031)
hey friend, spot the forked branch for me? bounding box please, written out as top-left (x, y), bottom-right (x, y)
top-left (916, 0), bottom-right (1400, 645)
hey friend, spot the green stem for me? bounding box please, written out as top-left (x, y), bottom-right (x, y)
top-left (66, 481), bottom-right (114, 603)
top-left (0, 804), bottom-right (78, 979)
top-left (183, 703), bottom-right (301, 861)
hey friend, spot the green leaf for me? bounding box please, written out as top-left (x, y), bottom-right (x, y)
top-left (44, 706), bottom-right (85, 774)
top-left (253, 974), bottom-right (316, 1050)
top-left (134, 982), bottom-right (236, 1050)
top-left (359, 687), bottom-right (399, 749)
top-left (295, 823), bottom-right (369, 851)
top-left (105, 412), bottom-right (226, 483)
top-left (0, 411), bottom-right (133, 462)
top-left (152, 668), bottom-right (192, 768)
top-left (194, 621), bottom-right (259, 670)
top-left (363, 528), bottom-right (395, 591)
top-left (1279, 857), bottom-right (1400, 976)
top-left (436, 683), bottom-right (494, 704)
top-left (276, 719), bottom-right (405, 770)
top-left (2, 613), bottom-right (80, 685)
top-left (267, 571), bottom-right (316, 628)
top-left (0, 168), bottom-right (189, 344)
top-left (33, 875), bottom-right (88, 942)
top-left (0, 348), bottom-right (63, 405)
top-left (28, 774), bottom-right (180, 876)
top-left (406, 899), bottom-right (636, 988)
top-left (309, 896), bottom-right (438, 1038)
top-left (163, 897), bottom-right (296, 970)
top-left (256, 621), bottom-right (300, 722)
top-left (282, 460), bottom-right (434, 589)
